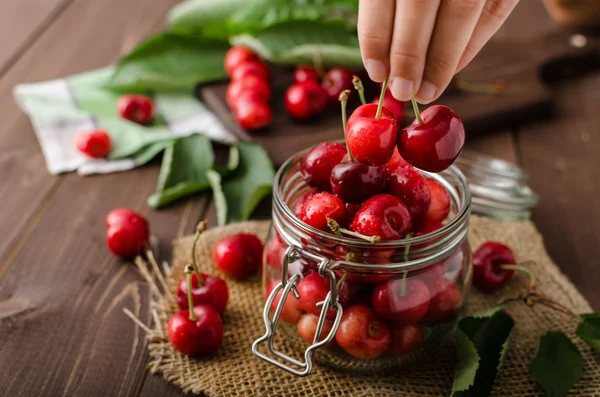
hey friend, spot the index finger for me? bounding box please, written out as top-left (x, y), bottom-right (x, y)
top-left (357, 0), bottom-right (396, 83)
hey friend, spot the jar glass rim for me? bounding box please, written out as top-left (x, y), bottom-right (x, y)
top-left (273, 145), bottom-right (472, 249)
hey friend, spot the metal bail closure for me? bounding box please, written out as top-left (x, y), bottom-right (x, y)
top-left (252, 246), bottom-right (343, 377)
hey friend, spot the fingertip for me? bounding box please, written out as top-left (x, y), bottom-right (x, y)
top-left (389, 77), bottom-right (415, 102)
top-left (364, 59), bottom-right (388, 83)
top-left (414, 81), bottom-right (438, 104)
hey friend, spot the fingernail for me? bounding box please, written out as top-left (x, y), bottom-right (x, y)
top-left (416, 81), bottom-right (437, 103)
top-left (389, 78), bottom-right (414, 102)
top-left (365, 59), bottom-right (387, 83)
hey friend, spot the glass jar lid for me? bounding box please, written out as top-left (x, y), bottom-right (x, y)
top-left (454, 150), bottom-right (539, 221)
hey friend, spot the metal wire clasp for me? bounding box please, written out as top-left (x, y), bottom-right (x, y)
top-left (252, 245), bottom-right (343, 377)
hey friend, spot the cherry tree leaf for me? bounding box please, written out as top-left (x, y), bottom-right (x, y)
top-left (529, 331), bottom-right (583, 397)
top-left (452, 310), bottom-right (515, 397)
top-left (576, 313), bottom-right (600, 351)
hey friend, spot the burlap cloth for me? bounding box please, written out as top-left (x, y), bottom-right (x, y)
top-left (144, 216), bottom-right (600, 396)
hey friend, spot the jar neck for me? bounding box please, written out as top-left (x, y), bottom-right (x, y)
top-left (272, 149), bottom-right (471, 272)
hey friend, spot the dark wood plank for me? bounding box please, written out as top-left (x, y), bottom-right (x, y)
top-left (0, 0), bottom-right (72, 75)
top-left (516, 73), bottom-right (600, 310)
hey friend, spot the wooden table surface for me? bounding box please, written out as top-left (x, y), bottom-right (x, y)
top-left (0, 1), bottom-right (598, 396)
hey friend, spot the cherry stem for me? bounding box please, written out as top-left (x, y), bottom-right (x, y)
top-left (500, 263), bottom-right (536, 292)
top-left (327, 218), bottom-right (380, 244)
top-left (336, 271), bottom-right (348, 289)
top-left (454, 78), bottom-right (504, 94)
top-left (185, 265), bottom-right (197, 321)
top-left (375, 79), bottom-right (388, 119)
top-left (190, 220), bottom-right (208, 286)
top-left (338, 90), bottom-right (353, 161)
top-left (352, 76), bottom-right (366, 105)
top-left (410, 99), bottom-right (423, 124)
top-left (399, 271), bottom-right (408, 297)
top-left (403, 233), bottom-right (414, 262)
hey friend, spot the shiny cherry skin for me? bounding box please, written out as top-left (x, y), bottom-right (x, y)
top-left (293, 188), bottom-right (320, 215)
top-left (300, 142), bottom-right (347, 191)
top-left (298, 192), bottom-right (347, 232)
top-left (117, 94), bottom-right (154, 125)
top-left (351, 194), bottom-right (412, 240)
top-left (296, 271), bottom-right (353, 319)
top-left (423, 279), bottom-right (462, 325)
top-left (414, 219), bottom-right (444, 236)
top-left (226, 75), bottom-right (271, 108)
top-left (386, 147), bottom-right (409, 172)
top-left (330, 160), bottom-right (388, 204)
top-left (399, 105), bottom-right (465, 172)
top-left (105, 208), bottom-right (149, 258)
top-left (212, 233), bottom-right (263, 280)
top-left (345, 202), bottom-right (361, 223)
top-left (335, 303), bottom-right (391, 359)
top-left (230, 60), bottom-right (269, 81)
top-left (167, 305), bottom-right (224, 356)
top-left (472, 241), bottom-right (516, 292)
top-left (346, 104), bottom-right (398, 166)
top-left (224, 46), bottom-right (258, 76)
top-left (297, 313), bottom-right (334, 346)
top-left (75, 129), bottom-right (112, 159)
top-left (424, 179), bottom-right (450, 223)
top-left (234, 99), bottom-right (272, 130)
top-left (267, 280), bottom-right (303, 323)
top-left (371, 90), bottom-right (404, 121)
top-left (321, 68), bottom-right (354, 103)
top-left (390, 324), bottom-right (425, 355)
top-left (176, 273), bottom-right (229, 315)
top-left (284, 81), bottom-right (328, 121)
top-left (293, 66), bottom-right (320, 84)
top-left (388, 165), bottom-right (431, 222)
top-left (372, 278), bottom-right (430, 323)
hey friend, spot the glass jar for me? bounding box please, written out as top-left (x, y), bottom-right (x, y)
top-left (252, 148), bottom-right (472, 377)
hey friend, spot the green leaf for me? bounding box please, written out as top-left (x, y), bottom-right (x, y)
top-left (230, 21), bottom-right (362, 69)
top-left (452, 310), bottom-right (515, 397)
top-left (208, 141), bottom-right (274, 225)
top-left (576, 313), bottom-right (600, 351)
top-left (206, 170), bottom-right (227, 226)
top-left (110, 33), bottom-right (229, 91)
top-left (529, 331), bottom-right (583, 397)
top-left (147, 134), bottom-right (215, 209)
top-left (166, 0), bottom-right (248, 34)
top-left (213, 143), bottom-right (240, 177)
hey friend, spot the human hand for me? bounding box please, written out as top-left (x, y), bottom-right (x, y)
top-left (357, 0), bottom-right (519, 103)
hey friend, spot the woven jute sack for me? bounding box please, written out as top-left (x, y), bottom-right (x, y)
top-left (144, 216), bottom-right (600, 396)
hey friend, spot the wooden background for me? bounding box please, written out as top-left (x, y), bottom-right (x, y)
top-left (0, 1), bottom-right (598, 396)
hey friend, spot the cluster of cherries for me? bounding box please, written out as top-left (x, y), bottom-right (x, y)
top-left (168, 230), bottom-right (264, 356)
top-left (75, 94), bottom-right (155, 159)
top-left (224, 47), bottom-right (273, 130)
top-left (260, 78), bottom-right (469, 359)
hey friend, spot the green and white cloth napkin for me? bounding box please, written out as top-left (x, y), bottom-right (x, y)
top-left (13, 68), bottom-right (234, 175)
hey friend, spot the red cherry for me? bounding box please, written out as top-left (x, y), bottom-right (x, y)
top-left (267, 280), bottom-right (303, 323)
top-left (386, 147), bottom-right (409, 172)
top-left (330, 160), bottom-right (388, 204)
top-left (387, 165), bottom-right (431, 222)
top-left (335, 303), bottom-right (391, 359)
top-left (104, 208), bottom-right (149, 258)
top-left (300, 142), bottom-right (346, 191)
top-left (293, 188), bottom-right (320, 215)
top-left (296, 271), bottom-right (353, 319)
top-left (75, 129), bottom-right (112, 158)
top-left (167, 305), bottom-right (223, 356)
top-left (293, 66), bottom-right (320, 84)
top-left (345, 202), bottom-right (361, 223)
top-left (372, 277), bottom-right (430, 323)
top-left (231, 60), bottom-right (269, 81)
top-left (371, 90), bottom-right (404, 121)
top-left (399, 105), bottom-right (465, 172)
top-left (213, 233), bottom-right (263, 280)
top-left (224, 46), bottom-right (258, 76)
top-left (321, 68), bottom-right (354, 104)
top-left (284, 81), bottom-right (328, 121)
top-left (472, 241), bottom-right (516, 292)
top-left (176, 272), bottom-right (229, 315)
top-left (424, 179), bottom-right (450, 223)
top-left (423, 279), bottom-right (462, 325)
top-left (117, 94), bottom-right (154, 125)
top-left (346, 104), bottom-right (398, 166)
top-left (414, 219), bottom-right (444, 236)
top-left (351, 194), bottom-right (412, 240)
top-left (234, 99), bottom-right (272, 130)
top-left (389, 324), bottom-right (425, 355)
top-left (297, 192), bottom-right (347, 233)
top-left (264, 239), bottom-right (285, 271)
top-left (297, 313), bottom-right (334, 346)
top-left (226, 75), bottom-right (271, 108)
